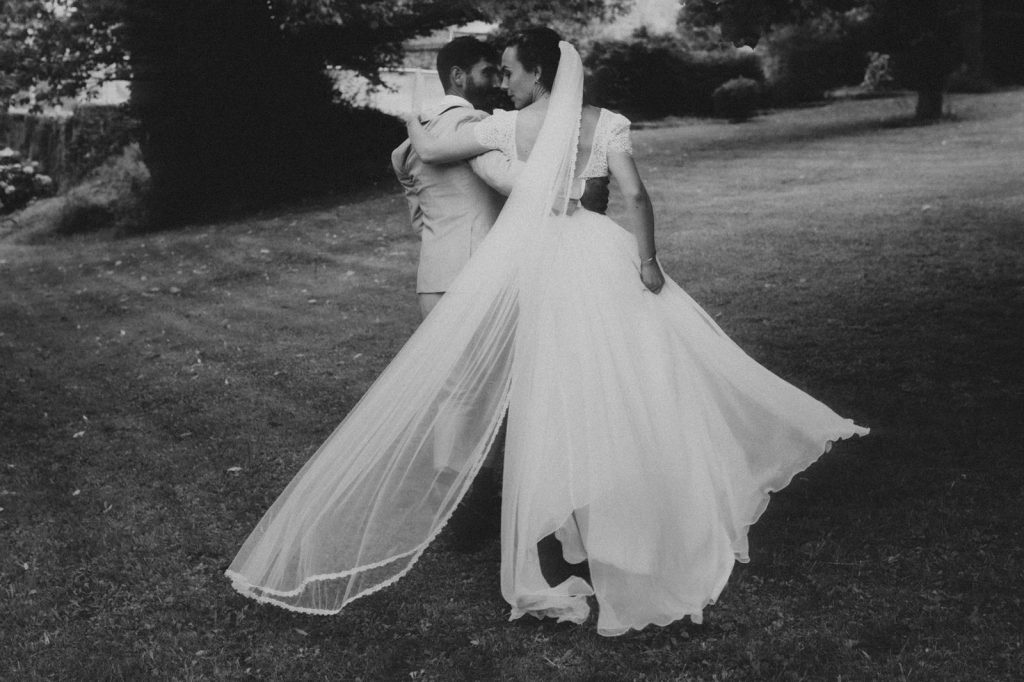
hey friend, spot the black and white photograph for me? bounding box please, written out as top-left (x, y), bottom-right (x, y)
top-left (1, 0), bottom-right (1022, 679)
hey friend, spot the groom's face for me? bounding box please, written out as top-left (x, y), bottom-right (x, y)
top-left (462, 58), bottom-right (502, 109)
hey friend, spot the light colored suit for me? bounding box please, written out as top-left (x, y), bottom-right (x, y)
top-left (392, 96), bottom-right (514, 294)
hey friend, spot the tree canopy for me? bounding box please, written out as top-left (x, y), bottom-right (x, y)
top-left (0, 0), bottom-right (633, 224)
top-left (1, 0), bottom-right (631, 108)
top-left (683, 0), bottom-right (981, 119)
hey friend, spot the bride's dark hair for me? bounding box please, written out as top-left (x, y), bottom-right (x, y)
top-left (506, 27), bottom-right (562, 92)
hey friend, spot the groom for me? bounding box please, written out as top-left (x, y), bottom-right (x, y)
top-left (392, 36), bottom-right (610, 319)
top-left (391, 37), bottom-right (509, 320)
top-left (390, 36), bottom-right (608, 555)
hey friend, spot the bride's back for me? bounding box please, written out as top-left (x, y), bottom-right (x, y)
top-left (514, 104), bottom-right (604, 178)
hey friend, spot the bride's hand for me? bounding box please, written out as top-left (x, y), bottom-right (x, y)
top-left (640, 260), bottom-right (664, 294)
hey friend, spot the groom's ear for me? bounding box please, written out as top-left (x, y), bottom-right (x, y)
top-left (449, 65), bottom-right (466, 89)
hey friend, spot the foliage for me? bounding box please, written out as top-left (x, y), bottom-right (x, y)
top-left (54, 142), bottom-right (149, 235)
top-left (680, 0), bottom-right (866, 47)
top-left (0, 105), bottom-right (139, 193)
top-left (983, 0), bottom-right (1024, 84)
top-left (682, 0), bottom-right (983, 119)
top-left (2, 0), bottom-right (632, 107)
top-left (712, 77), bottom-right (762, 121)
top-left (945, 65), bottom-right (996, 94)
top-left (860, 51), bottom-right (898, 90)
top-left (1, 0), bottom-right (633, 226)
top-left (0, 147), bottom-right (53, 212)
top-left (0, 0), bottom-right (127, 109)
top-left (62, 105), bottom-right (140, 185)
top-left (585, 35), bottom-right (764, 119)
top-left (760, 13), bottom-right (871, 104)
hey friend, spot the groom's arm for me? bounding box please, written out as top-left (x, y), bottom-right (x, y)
top-left (391, 141), bottom-right (424, 233)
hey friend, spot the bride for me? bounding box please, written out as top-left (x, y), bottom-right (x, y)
top-left (226, 28), bottom-right (868, 637)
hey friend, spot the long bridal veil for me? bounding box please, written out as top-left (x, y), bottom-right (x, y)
top-left (225, 42), bottom-right (587, 613)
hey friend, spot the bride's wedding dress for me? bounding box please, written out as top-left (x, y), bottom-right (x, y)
top-left (226, 42), bottom-right (867, 636)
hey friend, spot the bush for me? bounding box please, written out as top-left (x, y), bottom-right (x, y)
top-left (946, 65), bottom-right (996, 94)
top-left (860, 52), bottom-right (899, 92)
top-left (984, 1), bottom-right (1024, 85)
top-left (585, 36), bottom-right (763, 119)
top-left (64, 106), bottom-right (141, 185)
top-left (0, 106), bottom-right (140, 191)
top-left (56, 143), bottom-right (151, 236)
top-left (712, 77), bottom-right (761, 121)
top-left (0, 148), bottom-right (55, 212)
top-left (761, 16), bottom-right (869, 105)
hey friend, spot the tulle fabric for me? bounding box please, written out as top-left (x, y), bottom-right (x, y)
top-left (500, 210), bottom-right (867, 635)
top-left (224, 42), bottom-right (586, 614)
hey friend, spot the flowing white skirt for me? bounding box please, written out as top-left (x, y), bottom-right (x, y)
top-left (499, 208), bottom-right (867, 635)
top-left (225, 204), bottom-right (866, 637)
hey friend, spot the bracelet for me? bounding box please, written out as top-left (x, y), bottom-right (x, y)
top-left (641, 253), bottom-right (657, 264)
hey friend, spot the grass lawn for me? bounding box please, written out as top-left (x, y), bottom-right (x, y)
top-left (1, 89), bottom-right (1022, 681)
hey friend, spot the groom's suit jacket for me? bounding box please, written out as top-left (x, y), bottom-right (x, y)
top-left (392, 96), bottom-right (513, 294)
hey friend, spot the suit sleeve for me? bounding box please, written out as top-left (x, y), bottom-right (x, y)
top-left (391, 140), bottom-right (424, 234)
top-left (443, 109), bottom-right (518, 195)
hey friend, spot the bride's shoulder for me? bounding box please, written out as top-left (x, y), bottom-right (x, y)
top-left (474, 108), bottom-right (516, 150)
top-left (598, 108), bottom-right (632, 129)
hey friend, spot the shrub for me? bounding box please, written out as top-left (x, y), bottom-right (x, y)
top-left (983, 1), bottom-right (1024, 85)
top-left (860, 52), bottom-right (899, 92)
top-left (56, 143), bottom-right (151, 236)
top-left (585, 36), bottom-right (763, 119)
top-left (713, 77), bottom-right (761, 121)
top-left (64, 105), bottom-right (141, 185)
top-left (946, 65), bottom-right (996, 94)
top-left (0, 106), bottom-right (140, 192)
top-left (761, 16), bottom-right (869, 105)
top-left (0, 148), bottom-right (55, 212)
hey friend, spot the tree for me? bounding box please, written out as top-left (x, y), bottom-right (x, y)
top-left (683, 0), bottom-right (976, 120)
top-left (2, 0), bottom-right (633, 223)
top-left (0, 0), bottom-right (126, 109)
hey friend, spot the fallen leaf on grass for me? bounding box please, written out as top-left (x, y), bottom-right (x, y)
top-left (226, 467), bottom-right (243, 474)
top-left (72, 431), bottom-right (86, 438)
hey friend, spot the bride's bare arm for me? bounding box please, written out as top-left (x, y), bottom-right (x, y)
top-left (608, 150), bottom-right (664, 294)
top-left (405, 116), bottom-right (493, 164)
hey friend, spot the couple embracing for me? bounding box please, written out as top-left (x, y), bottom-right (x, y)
top-left (226, 27), bottom-right (867, 636)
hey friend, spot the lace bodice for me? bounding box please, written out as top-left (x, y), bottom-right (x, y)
top-left (473, 108), bottom-right (633, 198)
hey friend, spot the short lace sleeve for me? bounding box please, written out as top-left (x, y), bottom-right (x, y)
top-left (606, 113), bottom-right (633, 156)
top-left (472, 109), bottom-right (516, 155)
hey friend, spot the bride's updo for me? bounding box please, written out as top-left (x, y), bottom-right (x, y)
top-left (506, 27), bottom-right (562, 93)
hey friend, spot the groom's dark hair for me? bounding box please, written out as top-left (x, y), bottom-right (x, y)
top-left (437, 37), bottom-right (498, 92)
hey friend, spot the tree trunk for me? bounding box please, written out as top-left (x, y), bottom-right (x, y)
top-left (915, 88), bottom-right (944, 120)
